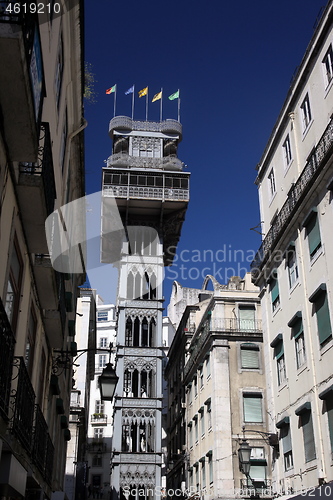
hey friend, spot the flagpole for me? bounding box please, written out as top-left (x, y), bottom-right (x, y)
top-left (113, 85), bottom-right (117, 117)
top-left (131, 84), bottom-right (135, 120)
top-left (178, 89), bottom-right (180, 122)
top-left (146, 90), bottom-right (148, 121)
top-left (160, 88), bottom-right (163, 122)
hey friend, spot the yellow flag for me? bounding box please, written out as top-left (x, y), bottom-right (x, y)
top-left (138, 87), bottom-right (148, 97)
top-left (152, 91), bottom-right (162, 102)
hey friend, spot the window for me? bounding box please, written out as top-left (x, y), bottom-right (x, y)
top-left (278, 420), bottom-right (293, 471)
top-left (201, 459), bottom-right (206, 488)
top-left (95, 400), bottom-right (104, 414)
top-left (205, 399), bottom-right (212, 430)
top-left (283, 135), bottom-right (292, 167)
top-left (194, 416), bottom-right (198, 443)
top-left (100, 337), bottom-right (108, 348)
top-left (25, 306), bottom-right (37, 377)
top-left (238, 305), bottom-right (255, 331)
top-left (97, 311), bottom-right (108, 322)
top-left (309, 286), bottom-right (332, 347)
top-left (92, 454), bottom-right (102, 467)
top-left (323, 45), bottom-right (333, 87)
top-left (248, 448), bottom-right (267, 488)
top-left (268, 168), bottom-right (276, 198)
top-left (199, 366), bottom-right (204, 389)
top-left (194, 376), bottom-right (198, 398)
top-left (319, 386), bottom-right (333, 453)
top-left (269, 274), bottom-right (280, 312)
top-left (55, 34), bottom-right (64, 108)
top-left (206, 354), bottom-right (211, 378)
top-left (195, 464), bottom-right (199, 491)
top-left (208, 453), bottom-right (213, 484)
top-left (241, 343), bottom-right (260, 369)
top-left (94, 428), bottom-right (103, 441)
top-left (188, 384), bottom-right (192, 406)
top-left (272, 337), bottom-right (287, 386)
top-left (296, 404), bottom-right (316, 462)
top-left (243, 393), bottom-right (263, 423)
top-left (304, 210), bottom-right (322, 260)
top-left (5, 237), bottom-right (23, 332)
top-left (289, 315), bottom-right (306, 369)
top-left (188, 423), bottom-right (193, 448)
top-left (301, 94), bottom-right (312, 131)
top-left (199, 408), bottom-right (205, 436)
top-left (286, 248), bottom-right (298, 288)
top-left (98, 355), bottom-right (107, 369)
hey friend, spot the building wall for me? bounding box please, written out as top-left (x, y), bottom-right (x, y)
top-left (252, 1), bottom-right (333, 496)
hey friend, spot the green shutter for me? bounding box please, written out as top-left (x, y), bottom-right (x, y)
top-left (301, 410), bottom-right (316, 462)
top-left (271, 278), bottom-right (279, 303)
top-left (239, 306), bottom-right (255, 330)
top-left (249, 464), bottom-right (266, 481)
top-left (306, 213), bottom-right (321, 257)
top-left (326, 395), bottom-right (333, 453)
top-left (280, 425), bottom-right (292, 453)
top-left (292, 318), bottom-right (303, 339)
top-left (275, 340), bottom-right (284, 360)
top-left (241, 346), bottom-right (259, 369)
top-left (243, 394), bottom-right (263, 422)
top-left (315, 292), bottom-right (332, 345)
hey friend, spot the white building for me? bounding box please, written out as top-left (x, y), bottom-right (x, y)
top-left (87, 299), bottom-right (117, 497)
top-left (251, 1), bottom-right (333, 497)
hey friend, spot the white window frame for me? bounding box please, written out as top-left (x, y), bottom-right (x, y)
top-left (295, 333), bottom-right (306, 369)
top-left (283, 135), bottom-right (292, 168)
top-left (301, 94), bottom-right (312, 131)
top-left (268, 168), bottom-right (276, 199)
top-left (287, 250), bottom-right (299, 289)
top-left (277, 355), bottom-right (287, 386)
top-left (323, 44), bottom-right (333, 88)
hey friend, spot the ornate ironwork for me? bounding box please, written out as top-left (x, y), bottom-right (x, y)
top-left (0, 297), bottom-right (15, 420)
top-left (103, 184), bottom-right (189, 202)
top-left (107, 153), bottom-right (184, 170)
top-left (109, 116), bottom-right (182, 137)
top-left (11, 357), bottom-right (35, 454)
top-left (32, 404), bottom-right (48, 474)
top-left (19, 123), bottom-right (56, 216)
top-left (251, 116), bottom-right (333, 279)
top-left (45, 433), bottom-right (55, 486)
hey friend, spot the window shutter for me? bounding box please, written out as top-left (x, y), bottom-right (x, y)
top-left (239, 306), bottom-right (255, 330)
top-left (249, 464), bottom-right (266, 481)
top-left (326, 396), bottom-right (333, 453)
top-left (271, 279), bottom-right (279, 303)
top-left (315, 293), bottom-right (332, 345)
top-left (243, 394), bottom-right (263, 422)
top-left (274, 340), bottom-right (284, 360)
top-left (292, 317), bottom-right (303, 339)
top-left (301, 410), bottom-right (316, 462)
top-left (306, 213), bottom-right (321, 256)
top-left (241, 346), bottom-right (259, 369)
top-left (281, 425), bottom-right (292, 453)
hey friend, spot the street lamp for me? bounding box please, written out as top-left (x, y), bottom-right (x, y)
top-left (99, 362), bottom-right (119, 401)
top-left (238, 439), bottom-right (252, 476)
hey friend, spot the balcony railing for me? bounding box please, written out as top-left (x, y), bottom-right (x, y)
top-left (91, 413), bottom-right (108, 424)
top-left (19, 123), bottom-right (56, 217)
top-left (109, 116), bottom-right (182, 137)
top-left (103, 184), bottom-right (189, 202)
top-left (11, 357), bottom-right (35, 454)
top-left (251, 116), bottom-right (333, 280)
top-left (32, 404), bottom-right (48, 474)
top-left (107, 153), bottom-right (184, 171)
top-left (0, 297), bottom-right (15, 420)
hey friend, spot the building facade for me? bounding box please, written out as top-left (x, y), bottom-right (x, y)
top-left (251, 1), bottom-right (333, 497)
top-left (101, 116), bottom-right (190, 499)
top-left (166, 274), bottom-right (272, 499)
top-left (87, 300), bottom-right (117, 497)
top-left (0, 1), bottom-right (85, 498)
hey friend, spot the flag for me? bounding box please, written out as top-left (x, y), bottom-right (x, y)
top-left (106, 84), bottom-right (116, 94)
top-left (168, 90), bottom-right (179, 100)
top-left (152, 91), bottom-right (162, 102)
top-left (125, 85), bottom-right (134, 95)
top-left (138, 87), bottom-right (148, 97)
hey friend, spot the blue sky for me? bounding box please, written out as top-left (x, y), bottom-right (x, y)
top-left (83, 0), bottom-right (325, 304)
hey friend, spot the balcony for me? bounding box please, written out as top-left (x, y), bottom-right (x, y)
top-left (251, 116), bottom-right (333, 281)
top-left (103, 184), bottom-right (189, 202)
top-left (43, 271), bottom-right (66, 348)
top-left (0, 2), bottom-right (44, 161)
top-left (91, 413), bottom-right (108, 425)
top-left (17, 123), bottom-right (56, 254)
top-left (0, 298), bottom-right (15, 421)
top-left (107, 153), bottom-right (184, 171)
top-left (211, 318), bottom-right (262, 334)
top-left (109, 116), bottom-right (182, 140)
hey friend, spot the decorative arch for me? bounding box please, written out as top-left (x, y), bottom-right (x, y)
top-left (202, 274), bottom-right (220, 291)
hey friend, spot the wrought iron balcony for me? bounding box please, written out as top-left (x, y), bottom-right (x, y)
top-left (107, 153), bottom-right (184, 171)
top-left (103, 184), bottom-right (189, 202)
top-left (109, 116), bottom-right (182, 139)
top-left (0, 1), bottom-right (43, 161)
top-left (91, 413), bottom-right (108, 424)
top-left (251, 116), bottom-right (333, 280)
top-left (11, 357), bottom-right (35, 454)
top-left (17, 123), bottom-right (56, 254)
top-left (32, 404), bottom-right (48, 475)
top-left (0, 297), bottom-right (15, 420)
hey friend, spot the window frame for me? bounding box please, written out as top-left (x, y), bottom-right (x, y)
top-left (323, 44), bottom-right (333, 88)
top-left (283, 134), bottom-right (292, 168)
top-left (267, 168), bottom-right (276, 199)
top-left (300, 93), bottom-right (312, 132)
top-left (240, 343), bottom-right (260, 370)
top-left (243, 393), bottom-right (263, 423)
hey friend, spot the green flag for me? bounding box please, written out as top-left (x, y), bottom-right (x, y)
top-left (168, 90), bottom-right (179, 100)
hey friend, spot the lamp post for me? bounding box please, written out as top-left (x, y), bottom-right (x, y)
top-left (238, 438), bottom-right (252, 476)
top-left (98, 362), bottom-right (119, 401)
